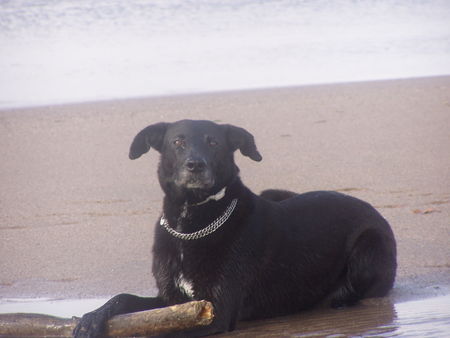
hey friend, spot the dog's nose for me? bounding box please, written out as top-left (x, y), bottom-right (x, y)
top-left (185, 158), bottom-right (207, 172)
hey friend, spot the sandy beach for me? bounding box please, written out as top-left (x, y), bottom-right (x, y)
top-left (1, 76), bottom-right (449, 305)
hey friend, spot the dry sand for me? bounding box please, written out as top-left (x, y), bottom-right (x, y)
top-left (1, 76), bottom-right (449, 302)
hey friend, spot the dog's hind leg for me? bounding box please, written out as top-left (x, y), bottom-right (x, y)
top-left (329, 228), bottom-right (397, 308)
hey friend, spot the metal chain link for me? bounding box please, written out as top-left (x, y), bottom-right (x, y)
top-left (160, 198), bottom-right (238, 240)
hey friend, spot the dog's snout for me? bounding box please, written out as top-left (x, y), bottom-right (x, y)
top-left (185, 158), bottom-right (207, 172)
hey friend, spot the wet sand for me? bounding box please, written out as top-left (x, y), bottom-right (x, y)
top-left (1, 76), bottom-right (449, 308)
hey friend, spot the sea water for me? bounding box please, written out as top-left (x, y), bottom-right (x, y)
top-left (1, 0), bottom-right (450, 108)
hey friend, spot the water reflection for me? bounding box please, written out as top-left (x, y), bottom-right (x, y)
top-left (392, 296), bottom-right (450, 337)
top-left (222, 298), bottom-right (397, 337)
top-left (222, 295), bottom-right (450, 337)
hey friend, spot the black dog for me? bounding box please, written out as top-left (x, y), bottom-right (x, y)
top-left (74, 120), bottom-right (396, 337)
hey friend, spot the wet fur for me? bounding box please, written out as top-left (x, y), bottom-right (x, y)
top-left (74, 120), bottom-right (396, 337)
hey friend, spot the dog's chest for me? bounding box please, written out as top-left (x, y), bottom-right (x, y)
top-left (175, 251), bottom-right (195, 299)
top-left (170, 205), bottom-right (225, 300)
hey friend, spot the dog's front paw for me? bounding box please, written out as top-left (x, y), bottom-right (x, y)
top-left (73, 311), bottom-right (108, 338)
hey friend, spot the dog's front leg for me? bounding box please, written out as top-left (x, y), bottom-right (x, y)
top-left (73, 293), bottom-right (166, 338)
top-left (164, 283), bottom-right (243, 337)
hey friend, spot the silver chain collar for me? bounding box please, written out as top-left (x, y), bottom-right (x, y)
top-left (160, 198), bottom-right (238, 240)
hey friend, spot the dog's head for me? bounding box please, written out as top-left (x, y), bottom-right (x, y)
top-left (129, 120), bottom-right (262, 202)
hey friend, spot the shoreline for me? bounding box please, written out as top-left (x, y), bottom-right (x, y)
top-left (1, 76), bottom-right (449, 304)
top-left (2, 74), bottom-right (450, 113)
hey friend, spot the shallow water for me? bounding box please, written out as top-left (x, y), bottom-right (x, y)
top-left (1, 0), bottom-right (449, 108)
top-left (226, 295), bottom-right (450, 337)
top-left (0, 298), bottom-right (109, 318)
top-left (1, 295), bottom-right (449, 337)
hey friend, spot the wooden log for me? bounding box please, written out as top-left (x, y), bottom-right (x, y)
top-left (105, 300), bottom-right (213, 336)
top-left (0, 300), bottom-right (214, 337)
top-left (0, 313), bottom-right (77, 337)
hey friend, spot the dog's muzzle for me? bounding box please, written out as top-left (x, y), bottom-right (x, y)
top-left (175, 158), bottom-right (215, 189)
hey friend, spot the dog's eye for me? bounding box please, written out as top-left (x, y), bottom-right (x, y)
top-left (174, 139), bottom-right (185, 148)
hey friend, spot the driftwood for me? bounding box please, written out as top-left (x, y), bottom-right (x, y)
top-left (0, 300), bottom-right (214, 337)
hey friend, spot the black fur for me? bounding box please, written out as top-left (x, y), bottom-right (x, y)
top-left (74, 120), bottom-right (396, 337)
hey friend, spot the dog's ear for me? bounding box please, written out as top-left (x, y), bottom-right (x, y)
top-left (225, 124), bottom-right (262, 162)
top-left (129, 122), bottom-right (169, 159)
